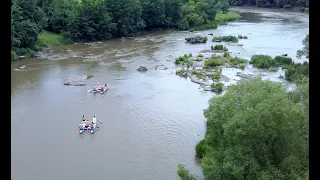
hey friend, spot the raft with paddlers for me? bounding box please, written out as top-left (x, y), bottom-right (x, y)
top-left (78, 116), bottom-right (102, 134)
top-left (89, 83), bottom-right (108, 94)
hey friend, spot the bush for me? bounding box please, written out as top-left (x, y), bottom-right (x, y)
top-left (11, 51), bottom-right (17, 61)
top-left (195, 139), bottom-right (207, 159)
top-left (211, 45), bottom-right (228, 51)
top-left (210, 82), bottom-right (223, 91)
top-left (274, 56), bottom-right (293, 66)
top-left (285, 62), bottom-right (309, 82)
top-left (239, 64), bottom-right (246, 70)
top-left (268, 67), bottom-right (278, 72)
top-left (177, 164), bottom-right (198, 180)
top-left (230, 57), bottom-right (248, 65)
top-left (211, 69), bottom-right (222, 80)
top-left (191, 71), bottom-right (207, 80)
top-left (204, 59), bottom-right (224, 69)
top-left (189, 21), bottom-right (217, 31)
top-left (212, 36), bottom-right (238, 43)
top-left (200, 37), bottom-right (208, 43)
top-left (215, 11), bottom-right (241, 23)
top-left (87, 75), bottom-right (94, 79)
top-left (176, 69), bottom-right (188, 77)
top-left (175, 54), bottom-right (189, 65)
top-left (12, 48), bottom-right (28, 56)
top-left (224, 52), bottom-right (231, 59)
top-left (249, 55), bottom-right (276, 68)
top-left (198, 54), bottom-right (203, 57)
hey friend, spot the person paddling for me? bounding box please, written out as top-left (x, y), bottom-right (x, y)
top-left (92, 116), bottom-right (97, 124)
top-left (85, 119), bottom-right (91, 128)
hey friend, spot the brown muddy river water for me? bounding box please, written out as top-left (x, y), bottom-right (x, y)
top-left (11, 7), bottom-right (308, 180)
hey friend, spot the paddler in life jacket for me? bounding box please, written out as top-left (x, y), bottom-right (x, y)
top-left (92, 85), bottom-right (97, 92)
top-left (90, 121), bottom-right (95, 132)
top-left (92, 116), bottom-right (97, 124)
top-left (85, 119), bottom-right (91, 128)
top-left (79, 124), bottom-right (84, 131)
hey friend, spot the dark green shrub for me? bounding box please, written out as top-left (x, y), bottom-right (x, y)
top-left (195, 139), bottom-right (207, 159)
top-left (212, 36), bottom-right (238, 43)
top-left (249, 55), bottom-right (276, 69)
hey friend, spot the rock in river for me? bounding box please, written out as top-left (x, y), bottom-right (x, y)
top-left (137, 66), bottom-right (148, 72)
top-left (190, 76), bottom-right (210, 86)
top-left (64, 75), bottom-right (87, 86)
top-left (16, 56), bottom-right (25, 61)
top-left (203, 86), bottom-right (212, 91)
top-left (238, 35), bottom-right (243, 39)
top-left (236, 72), bottom-right (253, 79)
top-left (211, 88), bottom-right (218, 92)
top-left (13, 65), bottom-right (26, 71)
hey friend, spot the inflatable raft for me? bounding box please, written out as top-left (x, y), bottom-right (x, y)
top-left (79, 121), bottom-right (97, 134)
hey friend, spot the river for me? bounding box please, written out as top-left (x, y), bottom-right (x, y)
top-left (11, 7), bottom-right (308, 180)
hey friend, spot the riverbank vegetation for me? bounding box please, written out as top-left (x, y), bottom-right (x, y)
top-left (229, 0), bottom-right (309, 9)
top-left (177, 34), bottom-right (309, 180)
top-left (212, 35), bottom-right (238, 43)
top-left (178, 77), bottom-right (309, 180)
top-left (12, 0), bottom-right (240, 60)
top-left (189, 11), bottom-right (241, 31)
top-left (249, 34), bottom-right (309, 83)
top-left (211, 45), bottom-right (228, 51)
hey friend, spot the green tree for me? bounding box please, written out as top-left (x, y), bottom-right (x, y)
top-left (11, 0), bottom-right (46, 48)
top-left (47, 0), bottom-right (78, 33)
top-left (164, 0), bottom-right (183, 28)
top-left (297, 34), bottom-right (309, 59)
top-left (106, 0), bottom-right (145, 37)
top-left (141, 0), bottom-right (166, 28)
top-left (67, 0), bottom-right (114, 41)
top-left (201, 77), bottom-right (308, 180)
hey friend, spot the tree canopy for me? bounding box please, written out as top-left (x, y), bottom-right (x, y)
top-left (11, 0), bottom-right (230, 51)
top-left (199, 77), bottom-right (309, 180)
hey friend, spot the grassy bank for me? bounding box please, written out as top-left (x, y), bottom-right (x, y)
top-left (36, 30), bottom-right (67, 47)
top-left (189, 11), bottom-right (241, 31)
top-left (11, 30), bottom-right (69, 61)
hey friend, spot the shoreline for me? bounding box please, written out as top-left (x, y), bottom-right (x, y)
top-left (11, 11), bottom-right (241, 62)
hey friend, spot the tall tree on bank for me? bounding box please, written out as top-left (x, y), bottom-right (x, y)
top-left (106, 0), bottom-right (145, 37)
top-left (201, 78), bottom-right (308, 180)
top-left (11, 0), bottom-right (47, 48)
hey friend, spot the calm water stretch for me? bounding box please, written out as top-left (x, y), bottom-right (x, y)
top-left (11, 7), bottom-right (309, 180)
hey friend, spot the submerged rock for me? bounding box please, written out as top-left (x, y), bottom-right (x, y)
top-left (238, 35), bottom-right (243, 39)
top-left (64, 75), bottom-right (87, 86)
top-left (18, 65), bottom-right (26, 70)
top-left (243, 36), bottom-right (248, 39)
top-left (211, 88), bottom-right (218, 92)
top-left (13, 65), bottom-right (26, 71)
top-left (208, 33), bottom-right (213, 35)
top-left (137, 66), bottom-right (148, 72)
top-left (236, 72), bottom-right (253, 79)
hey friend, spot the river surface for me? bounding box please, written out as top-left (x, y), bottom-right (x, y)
top-left (11, 7), bottom-right (308, 180)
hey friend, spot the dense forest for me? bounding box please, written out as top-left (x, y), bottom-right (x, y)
top-left (11, 0), bottom-right (230, 56)
top-left (229, 0), bottom-right (309, 8)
